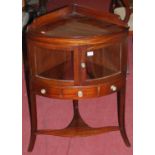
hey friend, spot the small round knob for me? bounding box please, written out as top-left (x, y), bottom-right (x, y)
top-left (41, 31), bottom-right (45, 34)
top-left (77, 90), bottom-right (83, 98)
top-left (41, 89), bottom-right (46, 94)
top-left (81, 62), bottom-right (86, 68)
top-left (110, 85), bottom-right (117, 91)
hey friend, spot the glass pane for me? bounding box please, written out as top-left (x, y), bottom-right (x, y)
top-left (35, 47), bottom-right (74, 81)
top-left (85, 43), bottom-right (121, 80)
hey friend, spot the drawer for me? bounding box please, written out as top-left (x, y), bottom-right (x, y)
top-left (32, 77), bottom-right (125, 99)
top-left (34, 85), bottom-right (62, 98)
top-left (99, 79), bottom-right (124, 97)
top-left (62, 87), bottom-right (98, 99)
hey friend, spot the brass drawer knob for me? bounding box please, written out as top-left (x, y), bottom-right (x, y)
top-left (78, 90), bottom-right (83, 98)
top-left (110, 85), bottom-right (117, 91)
top-left (41, 89), bottom-right (46, 94)
top-left (81, 62), bottom-right (86, 68)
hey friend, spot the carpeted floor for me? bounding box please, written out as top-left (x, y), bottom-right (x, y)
top-left (22, 2), bottom-right (133, 155)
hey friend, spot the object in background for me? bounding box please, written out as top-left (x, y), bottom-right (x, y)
top-left (112, 0), bottom-right (133, 33)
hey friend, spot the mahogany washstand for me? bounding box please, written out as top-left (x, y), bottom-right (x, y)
top-left (26, 4), bottom-right (130, 152)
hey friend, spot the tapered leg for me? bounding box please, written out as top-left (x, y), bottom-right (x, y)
top-left (28, 132), bottom-right (36, 152)
top-left (117, 88), bottom-right (131, 147)
top-left (28, 92), bottom-right (37, 152)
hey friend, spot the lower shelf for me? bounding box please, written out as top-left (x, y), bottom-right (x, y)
top-left (36, 126), bottom-right (119, 137)
top-left (36, 100), bottom-right (119, 137)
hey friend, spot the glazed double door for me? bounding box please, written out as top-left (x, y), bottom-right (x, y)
top-left (34, 42), bottom-right (122, 85)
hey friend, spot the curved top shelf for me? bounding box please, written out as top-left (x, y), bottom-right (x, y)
top-left (27, 4), bottom-right (128, 46)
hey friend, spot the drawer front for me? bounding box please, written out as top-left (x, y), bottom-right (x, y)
top-left (62, 87), bottom-right (98, 99)
top-left (32, 77), bottom-right (125, 99)
top-left (99, 79), bottom-right (124, 96)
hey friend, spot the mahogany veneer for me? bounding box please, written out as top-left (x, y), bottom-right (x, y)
top-left (26, 4), bottom-right (130, 152)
